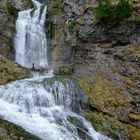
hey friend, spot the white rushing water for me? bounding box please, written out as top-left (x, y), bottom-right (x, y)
top-left (15, 0), bottom-right (48, 68)
top-left (0, 71), bottom-right (110, 140)
top-left (0, 0), bottom-right (111, 140)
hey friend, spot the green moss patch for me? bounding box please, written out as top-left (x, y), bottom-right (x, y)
top-left (0, 118), bottom-right (39, 140)
top-left (53, 66), bottom-right (73, 75)
top-left (68, 116), bottom-right (80, 127)
top-left (75, 74), bottom-right (131, 117)
top-left (48, 0), bottom-right (62, 16)
top-left (0, 55), bottom-right (30, 85)
top-left (84, 112), bottom-right (140, 140)
top-left (68, 20), bottom-right (78, 33)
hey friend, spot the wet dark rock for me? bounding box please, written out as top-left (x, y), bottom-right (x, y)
top-left (43, 76), bottom-right (88, 112)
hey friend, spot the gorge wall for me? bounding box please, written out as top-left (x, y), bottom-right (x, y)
top-left (48, 0), bottom-right (140, 139)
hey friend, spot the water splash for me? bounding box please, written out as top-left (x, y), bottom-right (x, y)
top-left (0, 72), bottom-right (111, 140)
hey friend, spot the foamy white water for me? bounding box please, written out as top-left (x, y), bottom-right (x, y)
top-left (0, 71), bottom-right (110, 140)
top-left (15, 0), bottom-right (48, 68)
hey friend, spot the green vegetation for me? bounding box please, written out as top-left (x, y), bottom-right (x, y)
top-left (68, 20), bottom-right (77, 33)
top-left (56, 75), bottom-right (70, 85)
top-left (68, 116), bottom-right (80, 127)
top-left (75, 74), bottom-right (130, 111)
top-left (85, 112), bottom-right (140, 139)
top-left (128, 16), bottom-right (140, 24)
top-left (94, 0), bottom-right (132, 24)
top-left (54, 66), bottom-right (73, 75)
top-left (0, 118), bottom-right (39, 140)
top-left (49, 0), bottom-right (62, 16)
top-left (30, 8), bottom-right (36, 17)
top-left (5, 4), bottom-right (18, 17)
top-left (0, 55), bottom-right (30, 85)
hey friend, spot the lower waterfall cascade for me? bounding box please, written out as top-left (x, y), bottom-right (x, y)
top-left (0, 0), bottom-right (111, 140)
top-left (0, 72), bottom-right (111, 140)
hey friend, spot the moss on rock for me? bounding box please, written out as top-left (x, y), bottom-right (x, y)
top-left (68, 116), bottom-right (80, 127)
top-left (0, 55), bottom-right (30, 85)
top-left (75, 74), bottom-right (131, 117)
top-left (74, 73), bottom-right (140, 139)
top-left (68, 20), bottom-right (78, 33)
top-left (53, 66), bottom-right (73, 75)
top-left (84, 112), bottom-right (140, 140)
top-left (48, 0), bottom-right (62, 16)
top-left (128, 113), bottom-right (140, 121)
top-left (0, 118), bottom-right (39, 140)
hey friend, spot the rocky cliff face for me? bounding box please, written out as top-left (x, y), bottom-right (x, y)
top-left (0, 0), bottom-right (32, 60)
top-left (48, 0), bottom-right (140, 139)
top-left (0, 0), bottom-right (32, 84)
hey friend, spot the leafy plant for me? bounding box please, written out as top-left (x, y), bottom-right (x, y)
top-left (94, 0), bottom-right (132, 24)
top-left (49, 0), bottom-right (62, 16)
top-left (68, 20), bottom-right (77, 33)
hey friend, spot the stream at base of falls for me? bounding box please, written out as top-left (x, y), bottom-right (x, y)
top-left (0, 71), bottom-right (111, 140)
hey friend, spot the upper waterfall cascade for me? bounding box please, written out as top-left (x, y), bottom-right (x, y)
top-left (0, 0), bottom-right (111, 140)
top-left (15, 0), bottom-right (48, 68)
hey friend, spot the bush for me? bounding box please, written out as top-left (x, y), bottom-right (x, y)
top-left (68, 20), bottom-right (77, 33)
top-left (94, 0), bottom-right (132, 24)
top-left (49, 0), bottom-right (62, 16)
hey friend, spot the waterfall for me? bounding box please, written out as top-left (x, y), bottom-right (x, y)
top-left (15, 0), bottom-right (48, 68)
top-left (0, 73), bottom-right (111, 140)
top-left (0, 0), bottom-right (111, 140)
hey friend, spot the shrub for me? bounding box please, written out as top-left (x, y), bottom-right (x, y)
top-left (94, 0), bottom-right (132, 24)
top-left (116, 0), bottom-right (132, 20)
top-left (49, 0), bottom-right (62, 16)
top-left (68, 20), bottom-right (77, 33)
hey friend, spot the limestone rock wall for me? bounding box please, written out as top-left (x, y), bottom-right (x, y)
top-left (0, 0), bottom-right (32, 60)
top-left (48, 0), bottom-right (140, 139)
